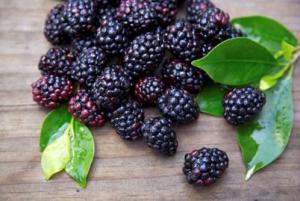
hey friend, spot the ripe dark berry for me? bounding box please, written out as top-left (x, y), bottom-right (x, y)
top-left (149, 0), bottom-right (177, 25)
top-left (95, 6), bottom-right (117, 25)
top-left (124, 29), bottom-right (165, 78)
top-left (164, 19), bottom-right (202, 62)
top-left (116, 0), bottom-right (159, 33)
top-left (44, 4), bottom-right (69, 45)
top-left (158, 87), bottom-right (199, 124)
top-left (63, 0), bottom-right (96, 36)
top-left (162, 60), bottom-right (206, 94)
top-left (91, 65), bottom-right (132, 110)
top-left (71, 47), bottom-right (106, 88)
top-left (38, 47), bottom-right (75, 77)
top-left (71, 34), bottom-right (98, 54)
top-left (95, 0), bottom-right (120, 7)
top-left (201, 42), bottom-right (214, 56)
top-left (110, 99), bottom-right (144, 140)
top-left (186, 0), bottom-right (215, 24)
top-left (193, 7), bottom-right (230, 40)
top-left (183, 148), bottom-right (229, 186)
top-left (96, 19), bottom-right (129, 55)
top-left (142, 117), bottom-right (178, 155)
top-left (223, 87), bottom-right (266, 126)
top-left (134, 76), bottom-right (165, 106)
top-left (214, 24), bottom-right (246, 43)
top-left (68, 89), bottom-right (106, 126)
top-left (31, 75), bottom-right (73, 109)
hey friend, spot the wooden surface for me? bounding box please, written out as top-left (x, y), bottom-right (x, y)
top-left (0, 0), bottom-right (300, 200)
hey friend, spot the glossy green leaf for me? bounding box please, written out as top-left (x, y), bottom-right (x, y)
top-left (232, 16), bottom-right (298, 54)
top-left (40, 105), bottom-right (72, 152)
top-left (281, 41), bottom-right (296, 61)
top-left (65, 120), bottom-right (95, 188)
top-left (41, 127), bottom-right (71, 180)
top-left (192, 38), bottom-right (278, 86)
top-left (196, 83), bottom-right (226, 117)
top-left (238, 75), bottom-right (294, 180)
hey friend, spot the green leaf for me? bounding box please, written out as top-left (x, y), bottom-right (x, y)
top-left (192, 38), bottom-right (278, 86)
top-left (40, 105), bottom-right (72, 152)
top-left (238, 75), bottom-right (294, 180)
top-left (232, 16), bottom-right (298, 54)
top-left (196, 83), bottom-right (225, 117)
top-left (41, 127), bottom-right (71, 180)
top-left (65, 120), bottom-right (95, 188)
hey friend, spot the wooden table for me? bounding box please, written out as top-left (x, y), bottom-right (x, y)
top-left (0, 0), bottom-right (299, 200)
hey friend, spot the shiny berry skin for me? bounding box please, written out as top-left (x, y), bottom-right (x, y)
top-left (110, 99), bottom-right (144, 140)
top-left (134, 76), bottom-right (165, 106)
top-left (142, 117), bottom-right (178, 155)
top-left (31, 75), bottom-right (73, 109)
top-left (158, 87), bottom-right (199, 124)
top-left (223, 87), bottom-right (266, 126)
top-left (162, 60), bottom-right (206, 94)
top-left (183, 148), bottom-right (229, 186)
top-left (68, 89), bottom-right (106, 126)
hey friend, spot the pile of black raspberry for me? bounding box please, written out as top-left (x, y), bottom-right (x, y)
top-left (32, 0), bottom-right (256, 186)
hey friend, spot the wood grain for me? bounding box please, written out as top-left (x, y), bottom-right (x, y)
top-left (0, 0), bottom-right (299, 200)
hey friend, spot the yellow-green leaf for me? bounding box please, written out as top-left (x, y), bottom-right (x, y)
top-left (41, 127), bottom-right (71, 180)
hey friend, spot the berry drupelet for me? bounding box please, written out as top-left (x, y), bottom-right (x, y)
top-left (96, 19), bottom-right (129, 55)
top-left (44, 4), bottom-right (69, 45)
top-left (134, 76), bottom-right (165, 106)
top-left (223, 87), bottom-right (266, 126)
top-left (63, 0), bottom-right (96, 36)
top-left (38, 47), bottom-right (75, 77)
top-left (213, 24), bottom-right (246, 44)
top-left (110, 99), bottom-right (144, 140)
top-left (91, 65), bottom-right (132, 110)
top-left (183, 148), bottom-right (229, 186)
top-left (68, 89), bottom-right (106, 126)
top-left (158, 87), bottom-right (199, 124)
top-left (116, 0), bottom-right (159, 33)
top-left (71, 47), bottom-right (107, 88)
top-left (31, 75), bottom-right (73, 109)
top-left (142, 117), bottom-right (178, 155)
top-left (162, 60), bottom-right (206, 94)
top-left (123, 29), bottom-right (165, 78)
top-left (164, 19), bottom-right (202, 62)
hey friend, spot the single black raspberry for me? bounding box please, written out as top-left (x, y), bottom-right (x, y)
top-left (44, 4), bottom-right (69, 45)
top-left (183, 148), bottom-right (229, 186)
top-left (91, 65), bottom-right (132, 110)
top-left (223, 87), bottom-right (266, 126)
top-left (110, 99), bottom-right (144, 140)
top-left (96, 19), bottom-right (129, 55)
top-left (149, 0), bottom-right (177, 25)
top-left (38, 47), bottom-right (75, 77)
top-left (31, 75), bottom-right (73, 109)
top-left (186, 0), bottom-right (215, 24)
top-left (162, 60), bottom-right (206, 94)
top-left (193, 7), bottom-right (230, 40)
top-left (158, 87), bottom-right (199, 124)
top-left (123, 29), bottom-right (165, 78)
top-left (164, 19), bottom-right (202, 62)
top-left (134, 76), bottom-right (165, 106)
top-left (63, 0), bottom-right (96, 36)
top-left (116, 0), bottom-right (159, 33)
top-left (71, 47), bottom-right (107, 88)
top-left (71, 34), bottom-right (98, 54)
top-left (68, 89), bottom-right (106, 126)
top-left (142, 117), bottom-right (178, 155)
top-left (213, 24), bottom-right (246, 44)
